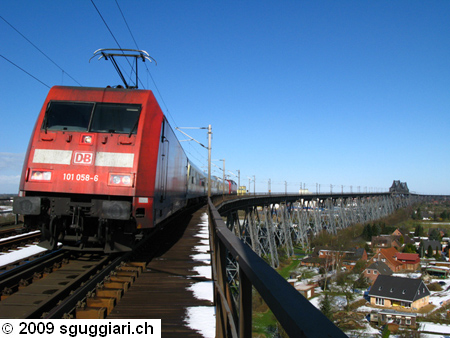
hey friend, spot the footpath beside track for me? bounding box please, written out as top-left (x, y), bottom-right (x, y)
top-left (108, 205), bottom-right (212, 337)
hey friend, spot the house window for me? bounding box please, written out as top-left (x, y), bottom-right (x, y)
top-left (381, 258), bottom-right (386, 262)
top-left (406, 318), bottom-right (411, 325)
top-left (376, 298), bottom-right (385, 305)
top-left (374, 271), bottom-right (378, 274)
top-left (401, 301), bottom-right (411, 308)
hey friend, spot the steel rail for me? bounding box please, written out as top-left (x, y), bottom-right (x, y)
top-left (0, 250), bottom-right (67, 290)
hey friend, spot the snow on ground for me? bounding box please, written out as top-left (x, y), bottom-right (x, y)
top-left (191, 253), bottom-right (211, 263)
top-left (184, 212), bottom-right (215, 337)
top-left (185, 306), bottom-right (215, 338)
top-left (392, 272), bottom-right (422, 279)
top-left (191, 265), bottom-right (212, 280)
top-left (428, 278), bottom-right (450, 309)
top-left (0, 230), bottom-right (40, 243)
top-left (187, 281), bottom-right (214, 302)
top-left (0, 244), bottom-right (47, 268)
top-left (419, 322), bottom-right (450, 336)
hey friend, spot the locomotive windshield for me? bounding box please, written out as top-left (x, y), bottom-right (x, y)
top-left (42, 101), bottom-right (141, 134)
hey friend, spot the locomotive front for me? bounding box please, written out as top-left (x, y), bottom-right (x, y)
top-left (13, 86), bottom-right (162, 252)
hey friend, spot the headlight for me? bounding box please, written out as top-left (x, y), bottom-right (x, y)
top-left (29, 169), bottom-right (52, 182)
top-left (80, 134), bottom-right (94, 144)
top-left (108, 173), bottom-right (134, 187)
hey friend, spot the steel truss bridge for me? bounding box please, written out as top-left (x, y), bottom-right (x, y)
top-left (208, 191), bottom-right (422, 337)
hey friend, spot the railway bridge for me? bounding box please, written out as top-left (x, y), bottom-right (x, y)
top-left (208, 190), bottom-right (420, 337)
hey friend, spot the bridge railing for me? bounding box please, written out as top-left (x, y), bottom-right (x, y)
top-left (208, 198), bottom-right (347, 338)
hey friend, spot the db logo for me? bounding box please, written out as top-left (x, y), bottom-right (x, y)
top-left (73, 152), bottom-right (94, 165)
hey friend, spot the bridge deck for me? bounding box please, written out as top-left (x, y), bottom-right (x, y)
top-left (107, 205), bottom-right (213, 337)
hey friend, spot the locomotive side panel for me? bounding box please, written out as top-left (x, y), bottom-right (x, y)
top-left (133, 94), bottom-right (164, 230)
top-left (153, 118), bottom-right (188, 225)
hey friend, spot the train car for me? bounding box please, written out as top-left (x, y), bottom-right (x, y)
top-left (186, 161), bottom-right (206, 200)
top-left (12, 86), bottom-right (208, 252)
top-left (226, 179), bottom-right (238, 194)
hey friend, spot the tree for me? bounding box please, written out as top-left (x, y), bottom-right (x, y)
top-left (427, 245), bottom-right (434, 258)
top-left (418, 242), bottom-right (425, 258)
top-left (414, 224), bottom-right (424, 237)
top-left (372, 223), bottom-right (381, 237)
top-left (362, 224), bottom-right (372, 241)
top-left (319, 293), bottom-right (333, 321)
top-left (336, 272), bottom-right (355, 311)
top-left (353, 275), bottom-right (370, 289)
top-left (429, 228), bottom-right (441, 241)
top-left (403, 243), bottom-right (417, 254)
top-left (382, 325), bottom-right (390, 338)
top-left (352, 260), bottom-right (368, 274)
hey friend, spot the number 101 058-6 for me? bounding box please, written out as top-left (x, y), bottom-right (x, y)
top-left (63, 173), bottom-right (99, 182)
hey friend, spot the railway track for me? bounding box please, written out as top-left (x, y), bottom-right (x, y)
top-left (0, 224), bottom-right (26, 239)
top-left (0, 203), bottom-right (205, 319)
top-left (0, 250), bottom-right (144, 319)
top-left (0, 231), bottom-right (41, 252)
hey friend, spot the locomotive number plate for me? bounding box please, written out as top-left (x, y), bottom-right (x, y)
top-left (63, 173), bottom-right (99, 182)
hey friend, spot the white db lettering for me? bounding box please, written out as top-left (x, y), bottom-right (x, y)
top-left (74, 152), bottom-right (93, 164)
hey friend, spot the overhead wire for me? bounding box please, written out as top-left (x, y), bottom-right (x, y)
top-left (0, 15), bottom-right (82, 86)
top-left (0, 55), bottom-right (50, 88)
top-left (90, 0), bottom-right (139, 88)
top-left (114, 0), bottom-right (177, 128)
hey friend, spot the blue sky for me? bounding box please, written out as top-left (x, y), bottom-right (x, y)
top-left (0, 1), bottom-right (449, 195)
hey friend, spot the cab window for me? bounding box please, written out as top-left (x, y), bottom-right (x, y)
top-left (42, 101), bottom-right (141, 134)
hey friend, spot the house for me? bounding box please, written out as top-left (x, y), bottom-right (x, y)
top-left (370, 247), bottom-right (403, 272)
top-left (368, 275), bottom-right (430, 310)
top-left (421, 240), bottom-right (442, 256)
top-left (306, 247), bottom-right (368, 271)
top-left (363, 261), bottom-right (393, 284)
top-left (294, 283), bottom-right (317, 299)
top-left (341, 248), bottom-right (367, 270)
top-left (425, 261), bottom-right (450, 279)
top-left (299, 256), bottom-right (322, 268)
top-left (396, 253), bottom-right (420, 271)
top-left (372, 235), bottom-right (402, 251)
top-left (370, 309), bottom-right (417, 329)
top-left (392, 228), bottom-right (415, 246)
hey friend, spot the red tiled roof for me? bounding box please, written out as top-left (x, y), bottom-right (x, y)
top-left (377, 248), bottom-right (402, 269)
top-left (396, 252), bottom-right (420, 264)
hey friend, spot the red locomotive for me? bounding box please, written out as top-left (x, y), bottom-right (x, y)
top-left (13, 82), bottom-right (234, 252)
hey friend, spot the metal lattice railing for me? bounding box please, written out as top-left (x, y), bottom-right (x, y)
top-left (208, 198), bottom-right (347, 338)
